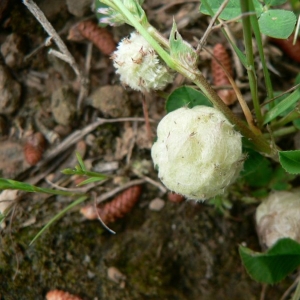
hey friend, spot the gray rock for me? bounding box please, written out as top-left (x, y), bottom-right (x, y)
top-left (89, 85), bottom-right (131, 118)
top-left (51, 85), bottom-right (77, 126)
top-left (66, 0), bottom-right (92, 17)
top-left (0, 65), bottom-right (21, 115)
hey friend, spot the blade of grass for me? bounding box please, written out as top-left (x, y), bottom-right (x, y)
top-left (240, 0), bottom-right (263, 127)
top-left (248, 0), bottom-right (274, 108)
top-left (76, 152), bottom-right (86, 171)
top-left (29, 195), bottom-right (88, 245)
top-left (0, 178), bottom-right (80, 197)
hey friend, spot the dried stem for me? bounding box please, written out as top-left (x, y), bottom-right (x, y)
top-left (22, 0), bottom-right (88, 109)
top-left (197, 0), bottom-right (230, 53)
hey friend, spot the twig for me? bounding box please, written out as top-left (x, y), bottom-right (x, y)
top-left (211, 12), bottom-right (256, 30)
top-left (36, 117), bottom-right (151, 169)
top-left (45, 177), bottom-right (109, 194)
top-left (22, 0), bottom-right (89, 109)
top-left (85, 43), bottom-right (93, 75)
top-left (280, 272), bottom-right (300, 300)
top-left (93, 192), bottom-right (116, 234)
top-left (197, 0), bottom-right (230, 54)
top-left (260, 283), bottom-right (267, 300)
top-left (132, 170), bottom-right (167, 194)
top-left (142, 94), bottom-right (153, 143)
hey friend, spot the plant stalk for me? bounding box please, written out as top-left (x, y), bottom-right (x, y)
top-left (240, 0), bottom-right (263, 126)
top-left (101, 0), bottom-right (277, 158)
top-left (248, 0), bottom-right (274, 108)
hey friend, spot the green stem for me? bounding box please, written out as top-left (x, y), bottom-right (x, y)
top-left (102, 0), bottom-right (277, 158)
top-left (263, 126), bottom-right (297, 138)
top-left (271, 110), bottom-right (300, 129)
top-left (240, 0), bottom-right (263, 126)
top-left (248, 0), bottom-right (274, 108)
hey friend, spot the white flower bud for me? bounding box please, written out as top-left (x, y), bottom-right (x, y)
top-left (256, 191), bottom-right (300, 248)
top-left (151, 106), bottom-right (244, 200)
top-left (112, 32), bottom-right (174, 92)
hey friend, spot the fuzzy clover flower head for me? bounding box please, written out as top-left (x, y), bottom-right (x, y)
top-left (111, 31), bottom-right (174, 93)
top-left (256, 191), bottom-right (300, 249)
top-left (151, 106), bottom-right (244, 200)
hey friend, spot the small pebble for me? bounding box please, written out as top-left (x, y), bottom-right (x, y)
top-left (66, 0), bottom-right (91, 17)
top-left (46, 289), bottom-right (82, 300)
top-left (89, 85), bottom-right (131, 118)
top-left (149, 198), bottom-right (165, 211)
top-left (51, 85), bottom-right (77, 126)
top-left (0, 33), bottom-right (25, 68)
top-left (0, 65), bottom-right (21, 115)
top-left (107, 266), bottom-right (126, 288)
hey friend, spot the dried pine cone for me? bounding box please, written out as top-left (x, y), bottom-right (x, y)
top-left (23, 132), bottom-right (46, 166)
top-left (211, 43), bottom-right (237, 106)
top-left (167, 192), bottom-right (185, 203)
top-left (46, 289), bottom-right (82, 300)
top-left (81, 185), bottom-right (142, 223)
top-left (68, 20), bottom-right (116, 55)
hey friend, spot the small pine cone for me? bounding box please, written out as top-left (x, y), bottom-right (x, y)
top-left (270, 33), bottom-right (300, 63)
top-left (167, 192), bottom-right (185, 203)
top-left (46, 289), bottom-right (82, 300)
top-left (211, 43), bottom-right (237, 105)
top-left (68, 20), bottom-right (116, 55)
top-left (23, 132), bottom-right (46, 166)
top-left (81, 185), bottom-right (142, 223)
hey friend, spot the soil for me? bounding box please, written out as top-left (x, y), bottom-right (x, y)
top-left (0, 0), bottom-right (299, 299)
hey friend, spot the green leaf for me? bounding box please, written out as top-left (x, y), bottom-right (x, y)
top-left (200, 0), bottom-right (263, 20)
top-left (279, 150), bottom-right (300, 174)
top-left (0, 179), bottom-right (76, 197)
top-left (263, 87), bottom-right (300, 124)
top-left (30, 196), bottom-right (88, 245)
top-left (76, 176), bottom-right (106, 186)
top-left (166, 86), bottom-right (212, 113)
top-left (169, 21), bottom-right (198, 69)
top-left (242, 154), bottom-right (273, 187)
top-left (76, 152), bottom-right (86, 171)
top-left (95, 0), bottom-right (109, 27)
top-left (258, 10), bottom-right (296, 39)
top-left (240, 150), bottom-right (267, 177)
top-left (269, 165), bottom-right (295, 190)
top-left (264, 0), bottom-right (287, 6)
top-left (293, 118), bottom-right (300, 129)
top-left (239, 238), bottom-right (300, 284)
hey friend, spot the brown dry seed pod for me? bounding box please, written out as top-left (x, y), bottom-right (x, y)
top-left (81, 185), bottom-right (142, 223)
top-left (270, 33), bottom-right (300, 63)
top-left (23, 132), bottom-right (46, 166)
top-left (46, 289), bottom-right (82, 300)
top-left (211, 43), bottom-right (237, 106)
top-left (68, 20), bottom-right (116, 55)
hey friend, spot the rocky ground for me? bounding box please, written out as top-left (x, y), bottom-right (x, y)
top-left (0, 0), bottom-right (299, 299)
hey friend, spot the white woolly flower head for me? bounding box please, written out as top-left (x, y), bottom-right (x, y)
top-left (112, 31), bottom-right (174, 92)
top-left (256, 191), bottom-right (300, 248)
top-left (151, 106), bottom-right (244, 200)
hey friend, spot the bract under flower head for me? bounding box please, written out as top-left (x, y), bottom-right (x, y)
top-left (112, 31), bottom-right (174, 92)
top-left (98, 0), bottom-right (145, 26)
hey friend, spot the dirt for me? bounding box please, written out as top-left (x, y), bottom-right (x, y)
top-left (0, 0), bottom-right (299, 299)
